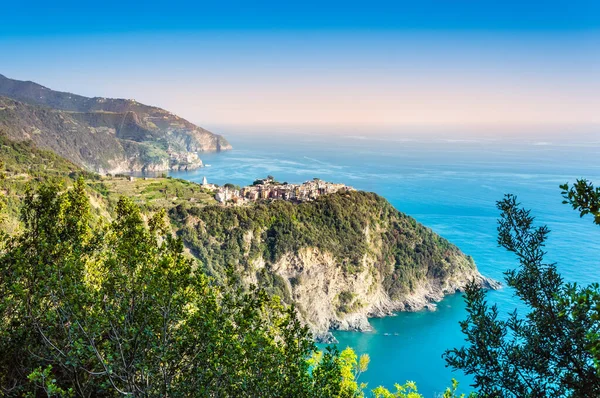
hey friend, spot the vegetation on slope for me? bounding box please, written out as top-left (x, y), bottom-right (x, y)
top-left (9, 136), bottom-right (600, 396)
top-left (0, 133), bottom-right (216, 234)
top-left (171, 191), bottom-right (476, 302)
top-left (0, 132), bottom-right (89, 232)
top-left (0, 132), bottom-right (81, 174)
top-left (0, 180), bottom-right (340, 396)
top-left (0, 97), bottom-right (131, 172)
top-left (0, 136), bottom-right (481, 396)
top-left (0, 178), bottom-right (472, 397)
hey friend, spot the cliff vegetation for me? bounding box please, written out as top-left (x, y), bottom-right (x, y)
top-left (170, 189), bottom-right (492, 340)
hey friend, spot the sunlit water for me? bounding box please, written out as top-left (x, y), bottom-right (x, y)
top-left (170, 127), bottom-right (600, 397)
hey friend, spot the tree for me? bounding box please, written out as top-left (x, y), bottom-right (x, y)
top-left (337, 347), bottom-right (370, 397)
top-left (561, 179), bottom-right (600, 225)
top-left (0, 180), bottom-right (344, 397)
top-left (0, 178), bottom-right (473, 397)
top-left (371, 381), bottom-right (421, 398)
top-left (0, 159), bottom-right (5, 226)
top-left (560, 179), bottom-right (600, 368)
top-left (444, 188), bottom-right (600, 397)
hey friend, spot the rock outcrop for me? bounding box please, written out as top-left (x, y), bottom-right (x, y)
top-left (250, 243), bottom-right (497, 343)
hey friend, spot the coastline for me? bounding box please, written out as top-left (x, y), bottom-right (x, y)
top-left (315, 274), bottom-right (500, 343)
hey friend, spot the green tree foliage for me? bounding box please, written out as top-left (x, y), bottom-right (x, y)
top-left (0, 158), bottom-right (5, 221)
top-left (372, 381), bottom-right (421, 398)
top-left (26, 366), bottom-right (74, 398)
top-left (337, 347), bottom-right (370, 397)
top-left (370, 378), bottom-right (473, 398)
top-left (0, 133), bottom-right (81, 176)
top-left (560, 180), bottom-right (600, 369)
top-left (561, 179), bottom-right (600, 225)
top-left (320, 347), bottom-right (470, 398)
top-left (0, 133), bottom-right (98, 230)
top-left (0, 179), bottom-right (344, 397)
top-left (444, 192), bottom-right (600, 397)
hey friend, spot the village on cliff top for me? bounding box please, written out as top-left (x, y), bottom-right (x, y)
top-left (203, 176), bottom-right (354, 205)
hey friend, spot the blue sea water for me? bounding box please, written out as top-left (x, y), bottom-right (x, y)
top-left (170, 127), bottom-right (600, 397)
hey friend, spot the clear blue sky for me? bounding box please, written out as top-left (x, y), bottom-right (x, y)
top-left (3, 0), bottom-right (600, 34)
top-left (1, 0), bottom-right (599, 127)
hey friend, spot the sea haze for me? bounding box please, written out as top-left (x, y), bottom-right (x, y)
top-left (170, 126), bottom-right (600, 397)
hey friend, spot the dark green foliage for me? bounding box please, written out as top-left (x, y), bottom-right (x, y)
top-left (561, 179), bottom-right (600, 225)
top-left (560, 180), bottom-right (600, 370)
top-left (0, 132), bottom-right (97, 229)
top-left (257, 268), bottom-right (293, 303)
top-left (171, 191), bottom-right (472, 301)
top-left (337, 291), bottom-right (356, 314)
top-left (0, 132), bottom-right (81, 175)
top-left (445, 194), bottom-right (600, 397)
top-left (0, 181), bottom-right (344, 397)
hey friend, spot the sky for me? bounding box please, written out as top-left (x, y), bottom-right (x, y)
top-left (1, 0), bottom-right (599, 128)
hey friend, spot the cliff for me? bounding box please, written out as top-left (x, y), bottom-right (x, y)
top-left (0, 74), bottom-right (231, 173)
top-left (171, 191), bottom-right (498, 342)
top-left (0, 132), bottom-right (496, 342)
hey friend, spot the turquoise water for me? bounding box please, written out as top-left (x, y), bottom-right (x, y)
top-left (170, 127), bottom-right (600, 397)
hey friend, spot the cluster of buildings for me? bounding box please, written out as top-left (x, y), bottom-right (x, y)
top-left (168, 151), bottom-right (202, 171)
top-left (203, 176), bottom-right (354, 204)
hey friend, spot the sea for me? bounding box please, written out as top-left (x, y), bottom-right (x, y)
top-left (169, 126), bottom-right (600, 397)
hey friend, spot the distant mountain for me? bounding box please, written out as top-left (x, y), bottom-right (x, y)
top-left (0, 74), bottom-right (231, 174)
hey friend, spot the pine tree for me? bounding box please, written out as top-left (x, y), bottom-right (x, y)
top-left (445, 187), bottom-right (600, 397)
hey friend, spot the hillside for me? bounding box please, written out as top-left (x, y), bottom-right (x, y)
top-left (0, 135), bottom-right (496, 342)
top-left (171, 191), bottom-right (497, 341)
top-left (0, 133), bottom-right (216, 233)
top-left (0, 74), bottom-right (231, 173)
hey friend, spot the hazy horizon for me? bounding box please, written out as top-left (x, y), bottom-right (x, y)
top-left (200, 122), bottom-right (600, 141)
top-left (2, 1), bottom-right (599, 129)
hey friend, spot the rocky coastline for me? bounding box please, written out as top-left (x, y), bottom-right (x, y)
top-left (255, 246), bottom-right (500, 344)
top-left (173, 189), bottom-right (500, 346)
top-left (317, 274), bottom-right (500, 343)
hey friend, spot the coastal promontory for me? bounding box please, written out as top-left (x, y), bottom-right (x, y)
top-left (0, 74), bottom-right (231, 174)
top-left (171, 188), bottom-right (497, 342)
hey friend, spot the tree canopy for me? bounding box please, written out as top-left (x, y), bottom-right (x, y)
top-left (0, 179), bottom-right (345, 397)
top-left (445, 181), bottom-right (600, 397)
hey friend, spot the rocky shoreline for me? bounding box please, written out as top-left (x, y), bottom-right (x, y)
top-left (245, 245), bottom-right (501, 345)
top-left (315, 275), bottom-right (501, 343)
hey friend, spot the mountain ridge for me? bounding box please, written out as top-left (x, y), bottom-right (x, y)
top-left (0, 74), bottom-right (231, 174)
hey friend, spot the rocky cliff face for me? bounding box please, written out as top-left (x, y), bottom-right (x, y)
top-left (241, 234), bottom-right (496, 343)
top-left (0, 74), bottom-right (231, 173)
top-left (171, 191), bottom-right (498, 342)
top-left (258, 247), bottom-right (495, 342)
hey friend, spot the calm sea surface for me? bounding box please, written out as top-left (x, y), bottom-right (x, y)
top-left (170, 127), bottom-right (600, 397)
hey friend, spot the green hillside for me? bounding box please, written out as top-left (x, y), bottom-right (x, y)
top-left (0, 74), bottom-right (231, 173)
